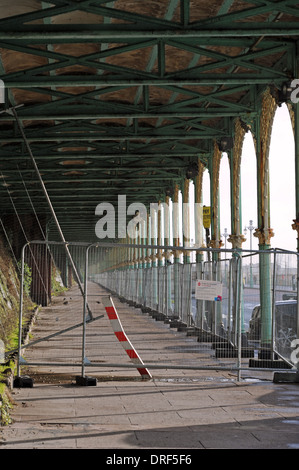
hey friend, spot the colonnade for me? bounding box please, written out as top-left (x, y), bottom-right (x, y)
top-left (100, 87), bottom-right (299, 359)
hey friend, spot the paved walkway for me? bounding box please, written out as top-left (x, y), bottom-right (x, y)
top-left (1, 283), bottom-right (299, 449)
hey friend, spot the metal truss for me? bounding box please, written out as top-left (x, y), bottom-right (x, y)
top-left (0, 0), bottom-right (298, 239)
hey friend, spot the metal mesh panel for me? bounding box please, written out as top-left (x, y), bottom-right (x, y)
top-left (15, 242), bottom-right (299, 380)
top-left (273, 251), bottom-right (298, 365)
top-left (19, 242), bottom-right (88, 368)
top-left (87, 244), bottom-right (245, 373)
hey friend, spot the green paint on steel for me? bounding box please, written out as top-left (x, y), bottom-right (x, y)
top-left (0, 0), bottom-right (297, 240)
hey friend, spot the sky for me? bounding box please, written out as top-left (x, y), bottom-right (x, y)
top-left (137, 103), bottom-right (296, 257)
top-left (202, 103), bottom-right (297, 253)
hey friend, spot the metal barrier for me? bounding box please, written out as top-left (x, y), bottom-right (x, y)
top-left (16, 241), bottom-right (104, 378)
top-left (12, 241), bottom-right (299, 384)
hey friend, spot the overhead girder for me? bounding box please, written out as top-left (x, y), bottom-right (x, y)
top-left (0, 0), bottom-right (298, 241)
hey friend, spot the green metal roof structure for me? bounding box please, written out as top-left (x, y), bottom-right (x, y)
top-left (0, 0), bottom-right (298, 243)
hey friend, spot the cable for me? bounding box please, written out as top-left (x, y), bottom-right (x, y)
top-left (10, 107), bottom-right (93, 319)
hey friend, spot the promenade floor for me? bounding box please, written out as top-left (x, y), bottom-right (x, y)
top-left (1, 282), bottom-right (299, 450)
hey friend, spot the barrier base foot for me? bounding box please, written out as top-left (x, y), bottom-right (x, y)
top-left (186, 327), bottom-right (199, 336)
top-left (273, 371), bottom-right (299, 383)
top-left (141, 307), bottom-right (152, 313)
top-left (177, 323), bottom-right (188, 332)
top-left (249, 359), bottom-right (292, 369)
top-left (169, 319), bottom-right (184, 328)
top-left (75, 376), bottom-right (97, 386)
top-left (151, 311), bottom-right (166, 321)
top-left (197, 331), bottom-right (214, 342)
top-left (215, 347), bottom-right (255, 358)
top-left (13, 375), bottom-right (34, 388)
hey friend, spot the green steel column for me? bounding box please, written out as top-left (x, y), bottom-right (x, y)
top-left (157, 200), bottom-right (164, 314)
top-left (183, 178), bottom-right (191, 263)
top-left (292, 52), bottom-right (299, 252)
top-left (194, 160), bottom-right (204, 260)
top-left (227, 138), bottom-right (246, 344)
top-left (183, 178), bottom-right (192, 325)
top-left (137, 228), bottom-right (143, 303)
top-left (292, 52), bottom-right (299, 344)
top-left (151, 206), bottom-right (158, 309)
top-left (296, 87), bottom-right (299, 253)
top-left (254, 105), bottom-right (275, 358)
top-left (194, 162), bottom-right (205, 330)
top-left (142, 218), bottom-right (147, 269)
top-left (129, 235), bottom-right (134, 270)
top-left (157, 200), bottom-right (164, 268)
top-left (147, 212), bottom-right (152, 269)
top-left (209, 144), bottom-right (222, 335)
top-left (173, 183), bottom-right (181, 318)
top-left (138, 227), bottom-right (143, 269)
top-left (164, 195), bottom-right (172, 316)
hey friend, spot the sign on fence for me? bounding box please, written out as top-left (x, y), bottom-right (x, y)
top-left (195, 280), bottom-right (222, 301)
top-left (203, 206), bottom-right (211, 229)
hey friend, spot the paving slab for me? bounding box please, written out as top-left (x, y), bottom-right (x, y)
top-left (1, 283), bottom-right (299, 450)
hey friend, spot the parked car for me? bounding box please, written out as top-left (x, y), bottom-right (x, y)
top-left (248, 301), bottom-right (297, 354)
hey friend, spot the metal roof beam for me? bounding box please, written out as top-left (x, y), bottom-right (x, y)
top-left (0, 76), bottom-right (287, 87)
top-left (0, 110), bottom-right (256, 120)
top-left (0, 25), bottom-right (298, 39)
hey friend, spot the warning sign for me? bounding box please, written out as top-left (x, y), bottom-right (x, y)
top-left (203, 206), bottom-right (211, 229)
top-left (195, 280), bottom-right (222, 301)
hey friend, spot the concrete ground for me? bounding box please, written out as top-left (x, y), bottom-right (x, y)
top-left (1, 282), bottom-right (299, 450)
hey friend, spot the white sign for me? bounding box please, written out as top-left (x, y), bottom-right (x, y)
top-left (195, 280), bottom-right (222, 301)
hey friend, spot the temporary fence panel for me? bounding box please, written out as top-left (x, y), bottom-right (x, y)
top-left (13, 241), bottom-right (299, 382)
top-left (90, 244), bottom-right (299, 376)
top-left (272, 250), bottom-right (298, 366)
top-left (90, 244), bottom-right (245, 375)
top-left (15, 241), bottom-right (104, 376)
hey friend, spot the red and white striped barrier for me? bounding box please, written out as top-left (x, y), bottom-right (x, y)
top-left (101, 295), bottom-right (152, 379)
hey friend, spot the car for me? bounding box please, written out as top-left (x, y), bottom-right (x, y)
top-left (248, 301), bottom-right (297, 358)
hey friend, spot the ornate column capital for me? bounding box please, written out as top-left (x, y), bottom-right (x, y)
top-left (253, 227), bottom-right (274, 246)
top-left (227, 234), bottom-right (246, 250)
top-left (162, 250), bottom-right (172, 260)
top-left (208, 239), bottom-right (223, 249)
top-left (292, 218), bottom-right (299, 235)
